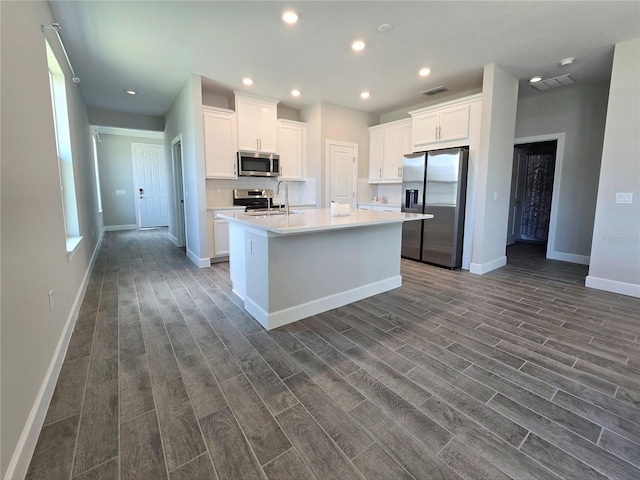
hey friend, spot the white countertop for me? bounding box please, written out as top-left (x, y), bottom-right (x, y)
top-left (218, 208), bottom-right (432, 235)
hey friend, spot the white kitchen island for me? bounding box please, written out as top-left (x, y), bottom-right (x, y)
top-left (218, 208), bottom-right (431, 330)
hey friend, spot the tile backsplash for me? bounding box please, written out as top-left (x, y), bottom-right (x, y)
top-left (206, 178), bottom-right (316, 207)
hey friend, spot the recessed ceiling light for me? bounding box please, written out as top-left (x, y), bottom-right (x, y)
top-left (282, 11), bottom-right (298, 24)
top-left (125, 90), bottom-right (136, 95)
top-left (291, 89), bottom-right (301, 97)
top-left (377, 23), bottom-right (393, 33)
top-left (560, 57), bottom-right (575, 66)
top-left (419, 68), bottom-right (431, 77)
top-left (529, 76), bottom-right (543, 83)
top-left (360, 91), bottom-right (370, 99)
top-left (242, 78), bottom-right (254, 86)
top-left (352, 40), bottom-right (366, 52)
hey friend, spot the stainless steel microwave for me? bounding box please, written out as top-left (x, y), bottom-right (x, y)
top-left (237, 151), bottom-right (280, 177)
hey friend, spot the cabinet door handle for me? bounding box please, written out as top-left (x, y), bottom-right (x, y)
top-left (435, 126), bottom-right (438, 140)
top-left (379, 168), bottom-right (382, 178)
top-left (438, 126), bottom-right (441, 140)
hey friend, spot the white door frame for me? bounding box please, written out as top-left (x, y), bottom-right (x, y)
top-left (171, 134), bottom-right (187, 247)
top-left (513, 132), bottom-right (567, 262)
top-left (325, 140), bottom-right (358, 208)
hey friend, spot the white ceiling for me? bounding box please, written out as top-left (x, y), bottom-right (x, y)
top-left (47, 1), bottom-right (640, 118)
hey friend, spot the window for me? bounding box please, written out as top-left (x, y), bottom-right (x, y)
top-left (46, 40), bottom-right (82, 257)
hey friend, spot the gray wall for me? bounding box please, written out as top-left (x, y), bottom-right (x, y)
top-left (300, 102), bottom-right (378, 207)
top-left (515, 81), bottom-right (609, 258)
top-left (470, 64), bottom-right (519, 273)
top-left (87, 107), bottom-right (164, 131)
top-left (164, 74), bottom-right (209, 266)
top-left (96, 134), bottom-right (163, 227)
top-left (587, 38), bottom-right (640, 296)
top-left (1, 2), bottom-right (103, 477)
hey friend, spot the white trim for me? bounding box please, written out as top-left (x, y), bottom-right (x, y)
top-left (514, 133), bottom-right (567, 262)
top-left (244, 275), bottom-right (402, 330)
top-left (585, 275), bottom-right (640, 298)
top-left (171, 134), bottom-right (187, 248)
top-left (92, 125), bottom-right (163, 139)
top-left (66, 235), bottom-right (84, 261)
top-left (186, 247), bottom-right (211, 268)
top-left (469, 255), bottom-right (507, 275)
top-left (103, 224), bottom-right (137, 231)
top-left (4, 230), bottom-right (105, 480)
top-left (547, 251), bottom-right (590, 265)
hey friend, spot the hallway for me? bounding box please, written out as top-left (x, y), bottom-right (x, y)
top-left (26, 229), bottom-right (640, 479)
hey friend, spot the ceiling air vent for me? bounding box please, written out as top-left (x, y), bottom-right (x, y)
top-left (420, 86), bottom-right (447, 96)
top-left (530, 74), bottom-right (575, 91)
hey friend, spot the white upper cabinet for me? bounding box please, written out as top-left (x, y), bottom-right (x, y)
top-left (203, 106), bottom-right (237, 179)
top-left (369, 118), bottom-right (412, 184)
top-left (277, 119), bottom-right (307, 181)
top-left (410, 95), bottom-right (480, 151)
top-left (369, 128), bottom-right (384, 182)
top-left (234, 92), bottom-right (278, 153)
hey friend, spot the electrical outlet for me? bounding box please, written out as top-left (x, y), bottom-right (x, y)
top-left (116, 189), bottom-right (125, 195)
top-left (48, 290), bottom-right (54, 312)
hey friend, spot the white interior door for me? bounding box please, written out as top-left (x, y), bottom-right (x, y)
top-left (327, 141), bottom-right (357, 206)
top-left (134, 143), bottom-right (169, 228)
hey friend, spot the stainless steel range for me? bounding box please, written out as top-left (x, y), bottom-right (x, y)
top-left (233, 189), bottom-right (279, 211)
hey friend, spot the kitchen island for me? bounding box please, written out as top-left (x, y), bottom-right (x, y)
top-left (218, 208), bottom-right (432, 330)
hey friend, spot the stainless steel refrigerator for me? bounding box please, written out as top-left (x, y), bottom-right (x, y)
top-left (401, 147), bottom-right (469, 269)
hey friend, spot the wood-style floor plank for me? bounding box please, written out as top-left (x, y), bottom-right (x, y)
top-left (349, 400), bottom-right (463, 480)
top-left (72, 379), bottom-right (119, 476)
top-left (275, 404), bottom-right (366, 480)
top-left (120, 410), bottom-right (168, 480)
top-left (220, 373), bottom-right (291, 465)
top-left (199, 407), bottom-right (267, 480)
top-left (25, 415), bottom-right (79, 480)
top-left (153, 376), bottom-right (206, 471)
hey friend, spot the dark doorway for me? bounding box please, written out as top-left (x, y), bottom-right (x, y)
top-left (507, 140), bottom-right (557, 250)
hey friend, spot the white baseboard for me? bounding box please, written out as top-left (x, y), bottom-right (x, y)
top-left (585, 275), bottom-right (640, 298)
top-left (469, 256), bottom-right (507, 275)
top-left (4, 230), bottom-right (104, 480)
top-left (547, 250), bottom-right (590, 265)
top-left (186, 248), bottom-right (211, 268)
top-left (103, 224), bottom-right (137, 231)
top-left (244, 275), bottom-right (402, 330)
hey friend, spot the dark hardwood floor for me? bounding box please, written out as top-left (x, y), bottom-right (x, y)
top-left (26, 230), bottom-right (640, 479)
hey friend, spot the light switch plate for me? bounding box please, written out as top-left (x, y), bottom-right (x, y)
top-left (615, 192), bottom-right (633, 204)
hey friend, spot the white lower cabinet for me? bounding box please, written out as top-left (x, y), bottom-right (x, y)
top-left (373, 205), bottom-right (400, 212)
top-left (357, 204), bottom-right (400, 212)
top-left (208, 208), bottom-right (243, 260)
top-left (213, 218), bottom-right (230, 257)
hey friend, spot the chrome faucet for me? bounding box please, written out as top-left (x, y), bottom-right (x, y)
top-left (276, 180), bottom-right (289, 215)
